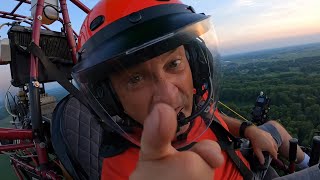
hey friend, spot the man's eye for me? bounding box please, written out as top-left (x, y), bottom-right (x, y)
top-left (168, 59), bottom-right (182, 69)
top-left (128, 74), bottom-right (143, 85)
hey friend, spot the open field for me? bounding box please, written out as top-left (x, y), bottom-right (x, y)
top-left (222, 43), bottom-right (320, 64)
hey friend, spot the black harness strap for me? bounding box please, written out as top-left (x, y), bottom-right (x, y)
top-left (99, 124), bottom-right (139, 158)
top-left (28, 43), bottom-right (91, 179)
top-left (28, 42), bottom-right (90, 108)
top-left (210, 119), bottom-right (254, 180)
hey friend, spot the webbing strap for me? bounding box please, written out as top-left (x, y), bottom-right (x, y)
top-left (28, 42), bottom-right (91, 179)
top-left (210, 119), bottom-right (254, 180)
top-left (28, 42), bottom-right (90, 109)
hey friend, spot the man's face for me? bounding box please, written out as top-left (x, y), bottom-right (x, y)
top-left (110, 46), bottom-right (194, 125)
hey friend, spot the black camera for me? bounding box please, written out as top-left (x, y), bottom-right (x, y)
top-left (251, 91), bottom-right (271, 125)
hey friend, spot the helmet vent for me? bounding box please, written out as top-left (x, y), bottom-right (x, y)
top-left (187, 6), bottom-right (196, 13)
top-left (90, 15), bottom-right (105, 31)
top-left (128, 12), bottom-right (142, 23)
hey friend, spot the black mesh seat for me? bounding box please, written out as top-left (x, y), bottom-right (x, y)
top-left (51, 95), bottom-right (103, 180)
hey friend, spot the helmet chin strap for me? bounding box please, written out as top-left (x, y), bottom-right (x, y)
top-left (176, 114), bottom-right (195, 141)
top-left (176, 110), bottom-right (187, 132)
top-left (175, 78), bottom-right (214, 141)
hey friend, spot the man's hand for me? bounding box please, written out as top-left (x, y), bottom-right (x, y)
top-left (130, 103), bottom-right (224, 180)
top-left (245, 126), bottom-right (278, 165)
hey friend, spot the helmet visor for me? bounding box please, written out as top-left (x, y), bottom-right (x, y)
top-left (72, 17), bottom-right (221, 149)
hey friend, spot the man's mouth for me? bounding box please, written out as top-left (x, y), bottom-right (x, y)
top-left (176, 123), bottom-right (190, 136)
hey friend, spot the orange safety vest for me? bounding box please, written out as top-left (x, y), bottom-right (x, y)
top-left (101, 110), bottom-right (250, 180)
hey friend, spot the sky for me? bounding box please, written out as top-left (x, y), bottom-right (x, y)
top-left (184, 0), bottom-right (320, 54)
top-left (0, 0), bottom-right (320, 99)
top-left (1, 0), bottom-right (319, 55)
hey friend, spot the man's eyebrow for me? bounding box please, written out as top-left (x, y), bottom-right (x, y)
top-left (166, 47), bottom-right (180, 56)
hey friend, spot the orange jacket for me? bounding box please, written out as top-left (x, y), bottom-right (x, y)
top-left (101, 111), bottom-right (250, 180)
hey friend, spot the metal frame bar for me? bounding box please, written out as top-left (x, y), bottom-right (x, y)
top-left (70, 0), bottom-right (90, 13)
top-left (0, 143), bottom-right (34, 152)
top-left (60, 0), bottom-right (77, 63)
top-left (0, 11), bottom-right (31, 19)
top-left (2, 1), bottom-right (82, 37)
top-left (13, 0), bottom-right (90, 14)
top-left (11, 156), bottom-right (62, 179)
top-left (0, 128), bottom-right (33, 140)
top-left (11, 162), bottom-right (24, 180)
top-left (0, 11), bottom-right (50, 30)
top-left (0, 1), bottom-right (90, 179)
top-left (28, 0), bottom-right (50, 169)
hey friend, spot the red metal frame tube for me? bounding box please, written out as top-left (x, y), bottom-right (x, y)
top-left (60, 0), bottom-right (78, 64)
top-left (0, 17), bottom-right (50, 30)
top-left (70, 0), bottom-right (90, 14)
top-left (1, 10), bottom-right (62, 30)
top-left (35, 143), bottom-right (48, 166)
top-left (11, 162), bottom-right (24, 180)
top-left (0, 14), bottom-right (50, 30)
top-left (0, 11), bottom-right (33, 21)
top-left (42, 170), bottom-right (62, 180)
top-left (29, 0), bottom-right (49, 168)
top-left (0, 143), bottom-right (34, 152)
top-left (29, 1), bottom-right (42, 129)
top-left (11, 156), bottom-right (61, 179)
top-left (0, 128), bottom-right (33, 140)
top-left (30, 0), bottom-right (44, 77)
top-left (11, 156), bottom-right (37, 174)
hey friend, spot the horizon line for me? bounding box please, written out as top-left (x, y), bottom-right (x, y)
top-left (221, 41), bottom-right (320, 57)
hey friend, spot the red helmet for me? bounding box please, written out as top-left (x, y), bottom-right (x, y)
top-left (76, 0), bottom-right (183, 50)
top-left (72, 0), bottom-right (221, 149)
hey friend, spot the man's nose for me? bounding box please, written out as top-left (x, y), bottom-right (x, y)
top-left (151, 77), bottom-right (179, 107)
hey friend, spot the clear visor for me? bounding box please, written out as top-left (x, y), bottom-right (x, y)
top-left (73, 18), bottom-right (221, 149)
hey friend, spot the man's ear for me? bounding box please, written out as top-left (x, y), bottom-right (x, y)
top-left (185, 41), bottom-right (210, 97)
top-left (185, 49), bottom-right (190, 60)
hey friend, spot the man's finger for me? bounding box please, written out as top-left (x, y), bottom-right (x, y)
top-left (254, 149), bottom-right (265, 165)
top-left (140, 103), bottom-right (177, 161)
top-left (189, 140), bottom-right (224, 168)
top-left (270, 142), bottom-right (278, 160)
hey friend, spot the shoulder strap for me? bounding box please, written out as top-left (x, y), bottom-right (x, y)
top-left (99, 128), bottom-right (138, 158)
top-left (28, 42), bottom-right (90, 108)
top-left (210, 119), bottom-right (254, 180)
top-left (211, 119), bottom-right (242, 150)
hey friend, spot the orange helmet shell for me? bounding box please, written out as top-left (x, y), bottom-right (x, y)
top-left (77, 0), bottom-right (183, 51)
top-left (72, 0), bottom-right (220, 149)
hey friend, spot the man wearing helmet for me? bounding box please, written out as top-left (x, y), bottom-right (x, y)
top-left (72, 0), bottom-right (318, 179)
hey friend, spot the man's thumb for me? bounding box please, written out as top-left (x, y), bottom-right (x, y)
top-left (140, 103), bottom-right (177, 161)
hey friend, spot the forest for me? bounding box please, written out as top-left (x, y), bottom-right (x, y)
top-left (219, 47), bottom-right (320, 146)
